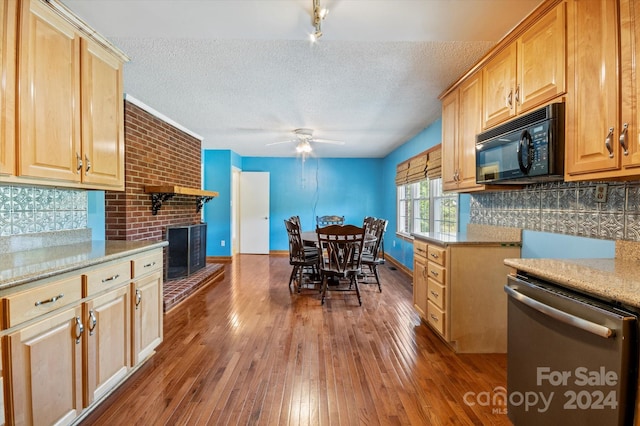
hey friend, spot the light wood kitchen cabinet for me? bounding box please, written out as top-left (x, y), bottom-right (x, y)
top-left (14, 0), bottom-right (126, 190)
top-left (83, 261), bottom-right (131, 407)
top-left (4, 305), bottom-right (84, 425)
top-left (442, 72), bottom-right (485, 192)
top-left (566, 0), bottom-right (640, 180)
top-left (0, 0), bottom-right (17, 177)
top-left (131, 270), bottom-right (163, 365)
top-left (412, 240), bottom-right (428, 319)
top-left (413, 238), bottom-right (520, 353)
top-left (483, 2), bottom-right (566, 129)
top-left (0, 246), bottom-right (164, 425)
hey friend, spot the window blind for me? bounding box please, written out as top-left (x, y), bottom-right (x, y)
top-left (427, 147), bottom-right (442, 179)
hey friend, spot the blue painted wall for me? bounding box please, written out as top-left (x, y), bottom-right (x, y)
top-left (521, 231), bottom-right (615, 259)
top-left (87, 191), bottom-right (105, 240)
top-left (240, 156), bottom-right (384, 252)
top-left (203, 150), bottom-right (233, 257)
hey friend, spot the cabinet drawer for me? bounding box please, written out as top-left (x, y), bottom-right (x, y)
top-left (427, 262), bottom-right (445, 284)
top-left (427, 300), bottom-right (446, 336)
top-left (3, 276), bottom-right (82, 328)
top-left (132, 249), bottom-right (163, 278)
top-left (427, 278), bottom-right (446, 310)
top-left (84, 260), bottom-right (131, 296)
top-left (414, 240), bottom-right (428, 259)
top-left (427, 245), bottom-right (446, 266)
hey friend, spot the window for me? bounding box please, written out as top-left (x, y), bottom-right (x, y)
top-left (397, 177), bottom-right (457, 236)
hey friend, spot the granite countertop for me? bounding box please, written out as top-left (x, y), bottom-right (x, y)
top-left (505, 241), bottom-right (640, 308)
top-left (0, 240), bottom-right (168, 290)
top-left (412, 224), bottom-right (522, 246)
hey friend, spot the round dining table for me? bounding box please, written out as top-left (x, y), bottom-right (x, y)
top-left (301, 230), bottom-right (376, 246)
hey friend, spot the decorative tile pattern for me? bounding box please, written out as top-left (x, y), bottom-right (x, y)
top-left (470, 180), bottom-right (640, 242)
top-left (0, 185), bottom-right (88, 236)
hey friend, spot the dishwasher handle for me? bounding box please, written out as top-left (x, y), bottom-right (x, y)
top-left (504, 285), bottom-right (614, 339)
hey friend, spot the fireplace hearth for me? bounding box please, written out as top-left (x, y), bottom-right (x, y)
top-left (166, 223), bottom-right (207, 280)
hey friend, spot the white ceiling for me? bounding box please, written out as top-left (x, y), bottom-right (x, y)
top-left (62, 0), bottom-right (543, 158)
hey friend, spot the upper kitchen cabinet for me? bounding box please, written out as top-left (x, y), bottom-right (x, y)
top-left (0, 0), bottom-right (17, 176)
top-left (442, 72), bottom-right (486, 192)
top-left (15, 0), bottom-right (127, 190)
top-left (564, 0), bottom-right (640, 180)
top-left (483, 2), bottom-right (566, 130)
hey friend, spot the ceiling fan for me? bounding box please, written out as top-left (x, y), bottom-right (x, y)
top-left (266, 128), bottom-right (345, 157)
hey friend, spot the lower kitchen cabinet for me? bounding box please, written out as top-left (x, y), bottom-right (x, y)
top-left (84, 283), bottom-right (130, 406)
top-left (4, 305), bottom-right (84, 425)
top-left (413, 238), bottom-right (520, 353)
top-left (131, 271), bottom-right (163, 365)
top-left (0, 246), bottom-right (164, 425)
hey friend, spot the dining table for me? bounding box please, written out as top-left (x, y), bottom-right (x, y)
top-left (301, 230), bottom-right (376, 246)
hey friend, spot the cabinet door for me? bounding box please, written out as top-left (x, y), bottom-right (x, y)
top-left (5, 305), bottom-right (83, 426)
top-left (84, 284), bottom-right (130, 406)
top-left (517, 2), bottom-right (566, 113)
top-left (132, 271), bottom-right (163, 365)
top-left (0, 0), bottom-right (17, 176)
top-left (441, 91), bottom-right (458, 192)
top-left (483, 44), bottom-right (517, 129)
top-left (413, 256), bottom-right (428, 320)
top-left (80, 38), bottom-right (124, 189)
top-left (457, 73), bottom-right (483, 190)
top-left (620, 0), bottom-right (640, 170)
top-left (18, 0), bottom-right (82, 182)
top-left (565, 0), bottom-right (620, 176)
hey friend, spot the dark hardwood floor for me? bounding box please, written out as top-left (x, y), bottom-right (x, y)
top-left (82, 255), bottom-right (511, 425)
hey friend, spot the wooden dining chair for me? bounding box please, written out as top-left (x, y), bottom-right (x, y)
top-left (284, 218), bottom-right (320, 293)
top-left (361, 218), bottom-right (388, 292)
top-left (316, 224), bottom-right (366, 305)
top-left (316, 215), bottom-right (345, 228)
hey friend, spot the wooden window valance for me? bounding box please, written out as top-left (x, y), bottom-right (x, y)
top-left (395, 144), bottom-right (442, 185)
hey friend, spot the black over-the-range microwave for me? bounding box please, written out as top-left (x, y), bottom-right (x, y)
top-left (475, 102), bottom-right (565, 184)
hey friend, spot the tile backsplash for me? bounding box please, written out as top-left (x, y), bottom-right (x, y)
top-left (469, 181), bottom-right (640, 241)
top-left (0, 185), bottom-right (87, 236)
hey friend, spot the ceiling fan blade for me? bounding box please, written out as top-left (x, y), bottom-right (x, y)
top-left (312, 138), bottom-right (345, 145)
top-left (265, 139), bottom-right (296, 146)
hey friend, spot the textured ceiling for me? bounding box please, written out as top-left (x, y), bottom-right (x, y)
top-left (62, 0), bottom-right (543, 158)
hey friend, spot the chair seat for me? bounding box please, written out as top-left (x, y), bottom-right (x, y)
top-left (361, 254), bottom-right (384, 265)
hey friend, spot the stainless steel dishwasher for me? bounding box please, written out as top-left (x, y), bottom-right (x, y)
top-left (505, 274), bottom-right (639, 425)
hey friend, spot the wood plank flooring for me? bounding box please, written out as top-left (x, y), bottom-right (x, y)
top-left (81, 254), bottom-right (511, 425)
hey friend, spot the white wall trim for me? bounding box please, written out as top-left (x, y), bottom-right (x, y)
top-left (124, 93), bottom-right (203, 141)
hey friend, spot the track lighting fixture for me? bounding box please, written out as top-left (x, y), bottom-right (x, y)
top-left (310, 0), bottom-right (328, 42)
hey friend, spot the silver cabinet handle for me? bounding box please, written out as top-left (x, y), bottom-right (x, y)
top-left (605, 127), bottom-right (615, 158)
top-left (430, 253), bottom-right (439, 259)
top-left (430, 290), bottom-right (439, 298)
top-left (620, 123), bottom-right (629, 156)
top-left (143, 262), bottom-right (156, 268)
top-left (85, 154), bottom-right (91, 173)
top-left (75, 316), bottom-right (84, 344)
top-left (506, 89), bottom-right (513, 108)
top-left (88, 310), bottom-right (97, 336)
top-left (430, 270), bottom-right (438, 277)
top-left (515, 84), bottom-right (520, 105)
top-left (135, 289), bottom-right (142, 310)
top-left (429, 314), bottom-right (439, 323)
top-left (76, 152), bottom-right (83, 173)
top-left (35, 293), bottom-right (64, 307)
top-left (101, 274), bottom-right (120, 283)
top-left (504, 285), bottom-right (613, 338)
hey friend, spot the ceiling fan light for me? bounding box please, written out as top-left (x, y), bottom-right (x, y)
top-left (296, 141), bottom-right (312, 153)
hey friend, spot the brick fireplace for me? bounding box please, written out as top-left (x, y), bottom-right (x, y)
top-left (105, 96), bottom-right (223, 311)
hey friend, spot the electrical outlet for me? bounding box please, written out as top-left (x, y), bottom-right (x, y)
top-left (221, 240), bottom-right (226, 247)
top-left (595, 184), bottom-right (608, 203)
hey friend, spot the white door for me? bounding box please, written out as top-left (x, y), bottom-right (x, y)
top-left (239, 171), bottom-right (270, 254)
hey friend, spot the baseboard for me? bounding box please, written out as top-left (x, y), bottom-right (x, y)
top-left (383, 254), bottom-right (412, 280)
top-left (270, 250), bottom-right (289, 257)
top-left (206, 256), bottom-right (233, 264)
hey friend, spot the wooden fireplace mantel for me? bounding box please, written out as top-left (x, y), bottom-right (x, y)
top-left (145, 185), bottom-right (219, 215)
